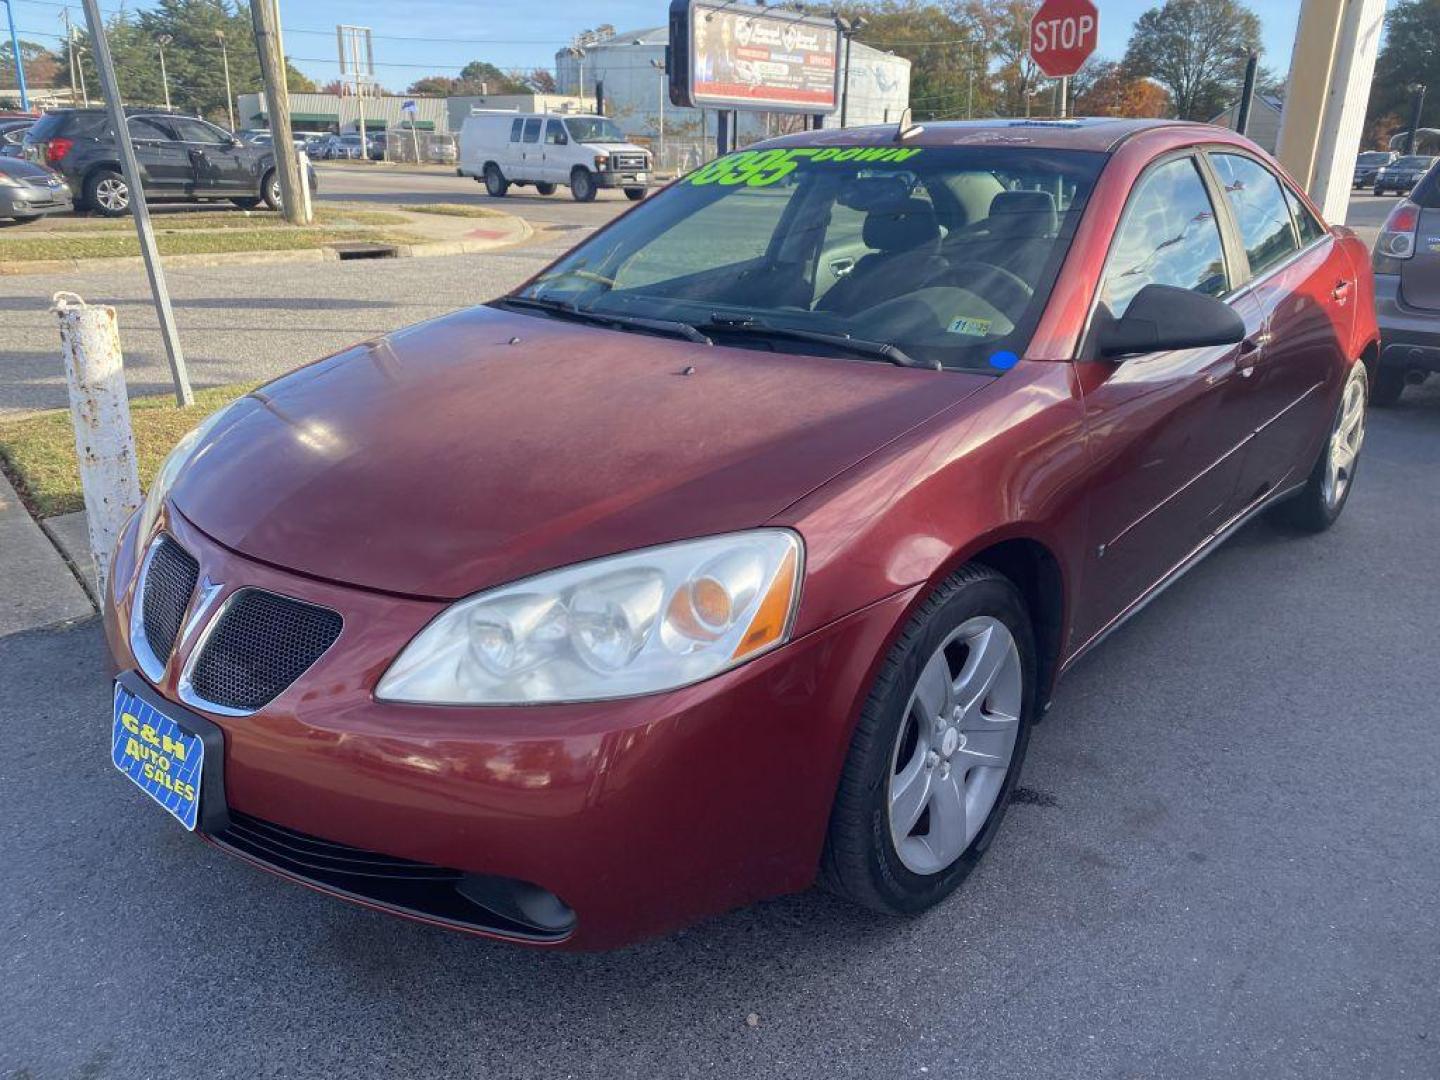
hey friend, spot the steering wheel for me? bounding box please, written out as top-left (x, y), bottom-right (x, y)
top-left (933, 261), bottom-right (1034, 322)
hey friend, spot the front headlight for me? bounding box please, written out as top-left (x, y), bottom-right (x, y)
top-left (134, 401), bottom-right (240, 542)
top-left (376, 530), bottom-right (803, 705)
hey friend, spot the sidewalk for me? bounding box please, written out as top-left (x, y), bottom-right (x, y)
top-left (0, 469), bottom-right (94, 637)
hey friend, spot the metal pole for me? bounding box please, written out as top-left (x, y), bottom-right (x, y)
top-left (1059, 76), bottom-right (1068, 118)
top-left (250, 0), bottom-right (309, 224)
top-left (156, 36), bottom-right (171, 111)
top-left (64, 8), bottom-right (79, 106)
top-left (349, 32), bottom-right (367, 158)
top-left (840, 31), bottom-right (852, 127)
top-left (79, 0), bottom-right (192, 406)
top-left (217, 31), bottom-right (235, 131)
top-left (1405, 85), bottom-right (1426, 156)
top-left (1235, 52), bottom-right (1257, 135)
top-left (52, 293), bottom-right (142, 599)
top-left (4, 0), bottom-right (29, 111)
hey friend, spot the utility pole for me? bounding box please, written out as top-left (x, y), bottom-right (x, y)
top-left (650, 57), bottom-right (665, 172)
top-left (834, 15), bottom-right (867, 128)
top-left (1235, 50), bottom-right (1258, 135)
top-left (2, 0), bottom-right (29, 111)
top-left (78, 0), bottom-right (192, 405)
top-left (216, 29), bottom-right (235, 131)
top-left (251, 0), bottom-right (310, 223)
top-left (62, 7), bottom-right (79, 105)
top-left (155, 34), bottom-right (172, 110)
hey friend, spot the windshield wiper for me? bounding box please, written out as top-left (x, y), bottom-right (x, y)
top-left (497, 296), bottom-right (712, 345)
top-left (696, 315), bottom-right (938, 370)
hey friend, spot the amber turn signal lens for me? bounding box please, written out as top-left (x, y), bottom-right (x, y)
top-left (732, 546), bottom-right (798, 660)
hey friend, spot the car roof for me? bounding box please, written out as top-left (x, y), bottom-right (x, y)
top-left (763, 117), bottom-right (1217, 155)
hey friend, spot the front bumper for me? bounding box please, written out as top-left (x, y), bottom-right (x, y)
top-left (104, 506), bottom-right (914, 949)
top-left (1374, 272), bottom-right (1440, 373)
top-left (595, 168), bottom-right (651, 189)
top-left (0, 181), bottom-right (72, 217)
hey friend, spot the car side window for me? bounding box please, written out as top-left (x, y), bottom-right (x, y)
top-left (1282, 185), bottom-right (1327, 247)
top-left (522, 118), bottom-right (541, 144)
top-left (509, 119), bottom-right (523, 142)
top-left (1098, 156), bottom-right (1228, 320)
top-left (173, 118), bottom-right (230, 145)
top-left (127, 117), bottom-right (176, 142)
top-left (545, 120), bottom-right (567, 146)
top-left (1209, 153), bottom-right (1299, 277)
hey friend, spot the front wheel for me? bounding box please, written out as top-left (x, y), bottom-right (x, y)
top-left (484, 163), bottom-right (509, 198)
top-left (85, 168), bottom-right (130, 217)
top-left (1272, 362), bottom-right (1368, 533)
top-left (822, 564), bottom-right (1035, 916)
top-left (570, 168), bottom-right (597, 202)
top-left (259, 170), bottom-right (282, 211)
top-left (623, 186), bottom-right (646, 201)
top-left (1373, 186), bottom-right (1385, 196)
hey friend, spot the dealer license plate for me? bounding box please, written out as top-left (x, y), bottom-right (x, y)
top-left (111, 682), bottom-right (205, 831)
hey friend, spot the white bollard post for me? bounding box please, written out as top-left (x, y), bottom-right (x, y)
top-left (53, 292), bottom-right (142, 600)
top-left (298, 148), bottom-right (313, 222)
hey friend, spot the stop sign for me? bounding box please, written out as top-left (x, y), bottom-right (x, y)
top-left (1030, 0), bottom-right (1099, 79)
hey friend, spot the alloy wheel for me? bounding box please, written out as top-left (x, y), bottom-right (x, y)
top-left (1323, 367), bottom-right (1367, 509)
top-left (888, 616), bottom-right (1023, 875)
top-left (96, 176), bottom-right (128, 212)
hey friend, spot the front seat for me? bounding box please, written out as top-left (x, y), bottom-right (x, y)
top-left (957, 190), bottom-right (1059, 283)
top-left (817, 197), bottom-right (947, 314)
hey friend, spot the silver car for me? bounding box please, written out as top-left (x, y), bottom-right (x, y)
top-left (0, 154), bottom-right (73, 221)
top-left (1372, 161), bottom-right (1440, 403)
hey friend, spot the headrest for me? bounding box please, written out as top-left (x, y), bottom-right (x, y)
top-left (987, 190), bottom-right (1058, 239)
top-left (863, 197), bottom-right (940, 253)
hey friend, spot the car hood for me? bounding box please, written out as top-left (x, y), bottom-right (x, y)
top-left (172, 306), bottom-right (989, 599)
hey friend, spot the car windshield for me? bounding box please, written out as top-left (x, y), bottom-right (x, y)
top-left (341, 136), bottom-right (363, 145)
top-left (1357, 152), bottom-right (1391, 165)
top-left (508, 144), bottom-right (1103, 372)
top-left (564, 117), bottom-right (625, 143)
top-left (1394, 156), bottom-right (1433, 169)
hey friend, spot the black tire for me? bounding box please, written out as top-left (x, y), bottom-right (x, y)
top-left (484, 163), bottom-right (509, 198)
top-left (259, 170), bottom-right (282, 211)
top-left (1373, 186), bottom-right (1384, 197)
top-left (821, 564), bottom-right (1036, 916)
top-left (535, 182), bottom-right (557, 195)
top-left (1370, 365), bottom-right (1407, 407)
top-left (1272, 362), bottom-right (1368, 533)
top-left (623, 186), bottom-right (646, 201)
top-left (10, 214), bottom-right (41, 224)
top-left (84, 168), bottom-right (130, 217)
top-left (231, 196), bottom-right (262, 210)
top-left (571, 168), bottom-right (597, 202)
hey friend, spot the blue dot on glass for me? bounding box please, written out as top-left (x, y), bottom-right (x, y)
top-left (988, 351), bottom-right (1020, 371)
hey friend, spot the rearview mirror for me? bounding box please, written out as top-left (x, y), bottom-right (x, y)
top-left (1096, 284), bottom-right (1245, 359)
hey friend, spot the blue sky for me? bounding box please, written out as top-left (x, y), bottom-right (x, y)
top-left (8, 0), bottom-right (1303, 92)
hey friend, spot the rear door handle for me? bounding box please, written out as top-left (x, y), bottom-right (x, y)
top-left (830, 257), bottom-right (856, 278)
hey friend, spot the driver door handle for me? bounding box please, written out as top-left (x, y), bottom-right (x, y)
top-left (1237, 330), bottom-right (1270, 375)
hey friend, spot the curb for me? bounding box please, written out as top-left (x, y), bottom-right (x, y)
top-left (0, 214), bottom-right (535, 276)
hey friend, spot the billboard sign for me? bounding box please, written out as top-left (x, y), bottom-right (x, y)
top-left (668, 0), bottom-right (841, 113)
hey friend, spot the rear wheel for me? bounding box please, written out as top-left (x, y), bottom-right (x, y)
top-left (1273, 362), bottom-right (1368, 532)
top-left (623, 186), bottom-right (646, 201)
top-left (1370, 365), bottom-right (1407, 407)
top-left (570, 168), bottom-right (597, 202)
top-left (1373, 185), bottom-right (1385, 196)
top-left (822, 565), bottom-right (1035, 916)
top-left (231, 196), bottom-right (262, 210)
top-left (484, 163), bottom-right (509, 197)
top-left (85, 168), bottom-right (130, 217)
top-left (535, 182), bottom-right (556, 195)
top-left (259, 170), bottom-right (282, 211)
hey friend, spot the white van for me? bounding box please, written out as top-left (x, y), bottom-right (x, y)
top-left (459, 112), bottom-right (652, 203)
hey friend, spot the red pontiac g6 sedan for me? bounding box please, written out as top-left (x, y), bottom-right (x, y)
top-left (104, 119), bottom-right (1378, 949)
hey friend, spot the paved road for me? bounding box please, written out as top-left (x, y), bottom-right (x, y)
top-left (2, 382), bottom-right (1438, 1079)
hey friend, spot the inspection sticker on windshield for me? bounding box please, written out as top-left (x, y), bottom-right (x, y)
top-left (687, 146), bottom-right (924, 188)
top-left (947, 316), bottom-right (992, 337)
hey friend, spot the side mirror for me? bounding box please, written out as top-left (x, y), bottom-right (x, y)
top-left (1096, 283), bottom-right (1245, 359)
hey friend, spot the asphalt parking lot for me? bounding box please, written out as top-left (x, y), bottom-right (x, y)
top-left (2, 379), bottom-right (1438, 1078)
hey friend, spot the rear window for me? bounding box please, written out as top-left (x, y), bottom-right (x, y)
top-left (1394, 156), bottom-right (1434, 170)
top-left (26, 112), bottom-right (74, 140)
top-left (1406, 167), bottom-right (1440, 209)
top-left (1356, 152), bottom-right (1391, 165)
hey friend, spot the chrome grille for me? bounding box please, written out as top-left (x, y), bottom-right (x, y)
top-left (186, 589), bottom-right (341, 713)
top-left (139, 536), bottom-right (199, 664)
top-left (611, 152), bottom-right (647, 171)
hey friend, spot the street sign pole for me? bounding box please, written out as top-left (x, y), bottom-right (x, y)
top-left (3, 0), bottom-right (29, 111)
top-left (78, 0), bottom-right (192, 406)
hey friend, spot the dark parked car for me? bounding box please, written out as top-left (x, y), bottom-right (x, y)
top-left (104, 119), bottom-right (1377, 950)
top-left (1353, 150), bottom-right (1396, 189)
top-left (22, 107), bottom-right (317, 216)
top-left (0, 154), bottom-right (72, 221)
top-left (1371, 158), bottom-right (1440, 403)
top-left (1372, 154), bottom-right (1436, 196)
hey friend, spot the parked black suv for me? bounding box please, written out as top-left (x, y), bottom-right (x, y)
top-left (22, 107), bottom-right (317, 216)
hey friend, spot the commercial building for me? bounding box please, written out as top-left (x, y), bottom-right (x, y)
top-left (236, 91), bottom-right (450, 135)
